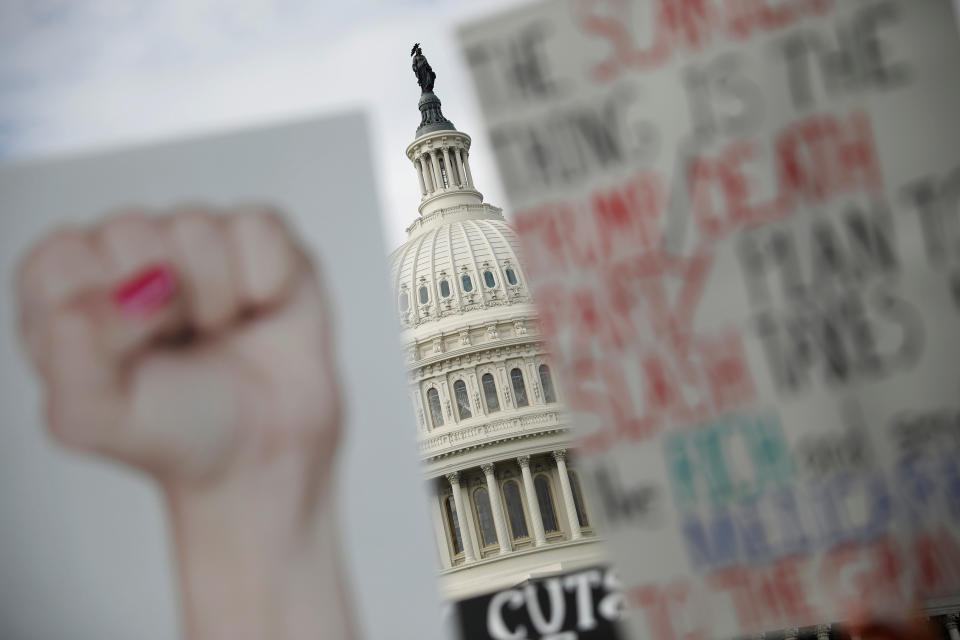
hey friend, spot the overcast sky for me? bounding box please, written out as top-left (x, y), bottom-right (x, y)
top-left (0, 0), bottom-right (528, 249)
top-left (6, 1), bottom-right (960, 249)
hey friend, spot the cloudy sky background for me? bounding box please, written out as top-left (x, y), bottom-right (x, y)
top-left (0, 0), bottom-right (529, 249)
top-left (4, 0), bottom-right (960, 248)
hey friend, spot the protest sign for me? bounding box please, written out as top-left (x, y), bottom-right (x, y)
top-left (0, 114), bottom-right (445, 640)
top-left (460, 1), bottom-right (960, 637)
top-left (455, 566), bottom-right (624, 640)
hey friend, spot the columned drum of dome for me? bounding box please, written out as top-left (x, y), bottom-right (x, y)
top-left (392, 45), bottom-right (603, 601)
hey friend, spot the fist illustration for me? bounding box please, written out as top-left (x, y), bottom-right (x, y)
top-left (16, 208), bottom-right (342, 488)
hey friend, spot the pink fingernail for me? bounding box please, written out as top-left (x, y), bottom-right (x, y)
top-left (113, 265), bottom-right (177, 316)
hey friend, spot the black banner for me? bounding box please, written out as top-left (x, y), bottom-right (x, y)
top-left (454, 566), bottom-right (624, 640)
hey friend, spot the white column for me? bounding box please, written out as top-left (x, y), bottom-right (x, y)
top-left (462, 149), bottom-right (475, 187)
top-left (415, 156), bottom-right (427, 196)
top-left (456, 147), bottom-right (468, 187)
top-left (420, 157), bottom-right (433, 193)
top-left (446, 472), bottom-right (476, 561)
top-left (439, 380), bottom-right (452, 423)
top-left (448, 148), bottom-right (461, 186)
top-left (469, 373), bottom-right (482, 417)
top-left (430, 491), bottom-right (453, 569)
top-left (463, 480), bottom-right (483, 560)
top-left (412, 388), bottom-right (427, 434)
top-left (481, 462), bottom-right (512, 555)
top-left (553, 450), bottom-right (582, 540)
top-left (442, 146), bottom-right (453, 189)
top-left (816, 624), bottom-right (830, 640)
top-left (498, 366), bottom-right (512, 409)
top-left (947, 614), bottom-right (960, 640)
top-left (527, 361), bottom-right (540, 404)
top-left (430, 150), bottom-right (444, 190)
top-left (517, 455), bottom-right (546, 546)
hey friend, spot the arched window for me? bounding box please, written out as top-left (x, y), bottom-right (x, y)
top-left (502, 480), bottom-right (529, 540)
top-left (418, 286), bottom-right (429, 305)
top-left (511, 368), bottom-right (529, 408)
top-left (481, 373), bottom-right (500, 413)
top-left (539, 364), bottom-right (557, 404)
top-left (439, 280), bottom-right (451, 298)
top-left (427, 388), bottom-right (443, 428)
top-left (505, 268), bottom-right (518, 286)
top-left (568, 471), bottom-right (589, 527)
top-left (534, 475), bottom-right (560, 533)
top-left (483, 270), bottom-right (496, 288)
top-left (399, 291), bottom-right (409, 312)
top-left (461, 274), bottom-right (473, 292)
top-left (453, 380), bottom-right (472, 420)
top-left (473, 487), bottom-right (498, 548)
top-left (445, 495), bottom-right (463, 555)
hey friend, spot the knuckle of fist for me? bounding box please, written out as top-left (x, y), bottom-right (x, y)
top-left (244, 205), bottom-right (286, 225)
top-left (97, 212), bottom-right (157, 244)
top-left (99, 210), bottom-right (152, 230)
top-left (239, 209), bottom-right (291, 243)
top-left (170, 211), bottom-right (220, 242)
top-left (233, 210), bottom-right (298, 301)
top-left (104, 208), bottom-right (151, 221)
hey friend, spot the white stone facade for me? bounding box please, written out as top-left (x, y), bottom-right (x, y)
top-left (390, 120), bottom-right (605, 601)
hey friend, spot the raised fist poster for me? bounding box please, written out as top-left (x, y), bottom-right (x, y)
top-left (460, 1), bottom-right (960, 637)
top-left (0, 114), bottom-right (446, 640)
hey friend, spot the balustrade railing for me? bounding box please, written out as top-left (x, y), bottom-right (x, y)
top-left (418, 410), bottom-right (565, 457)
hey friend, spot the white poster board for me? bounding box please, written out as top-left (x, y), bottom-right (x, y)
top-left (0, 113), bottom-right (446, 640)
top-left (460, 1), bottom-right (960, 637)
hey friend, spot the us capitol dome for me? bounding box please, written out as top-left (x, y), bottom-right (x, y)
top-left (389, 46), bottom-right (605, 600)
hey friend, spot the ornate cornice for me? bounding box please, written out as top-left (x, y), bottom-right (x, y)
top-left (419, 410), bottom-right (569, 461)
top-left (411, 337), bottom-right (546, 378)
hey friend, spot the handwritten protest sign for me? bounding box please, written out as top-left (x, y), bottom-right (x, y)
top-left (460, 1), bottom-right (960, 637)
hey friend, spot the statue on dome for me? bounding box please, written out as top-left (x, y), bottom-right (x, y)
top-left (411, 43), bottom-right (436, 94)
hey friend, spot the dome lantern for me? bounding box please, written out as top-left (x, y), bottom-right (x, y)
top-left (407, 44), bottom-right (484, 222)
